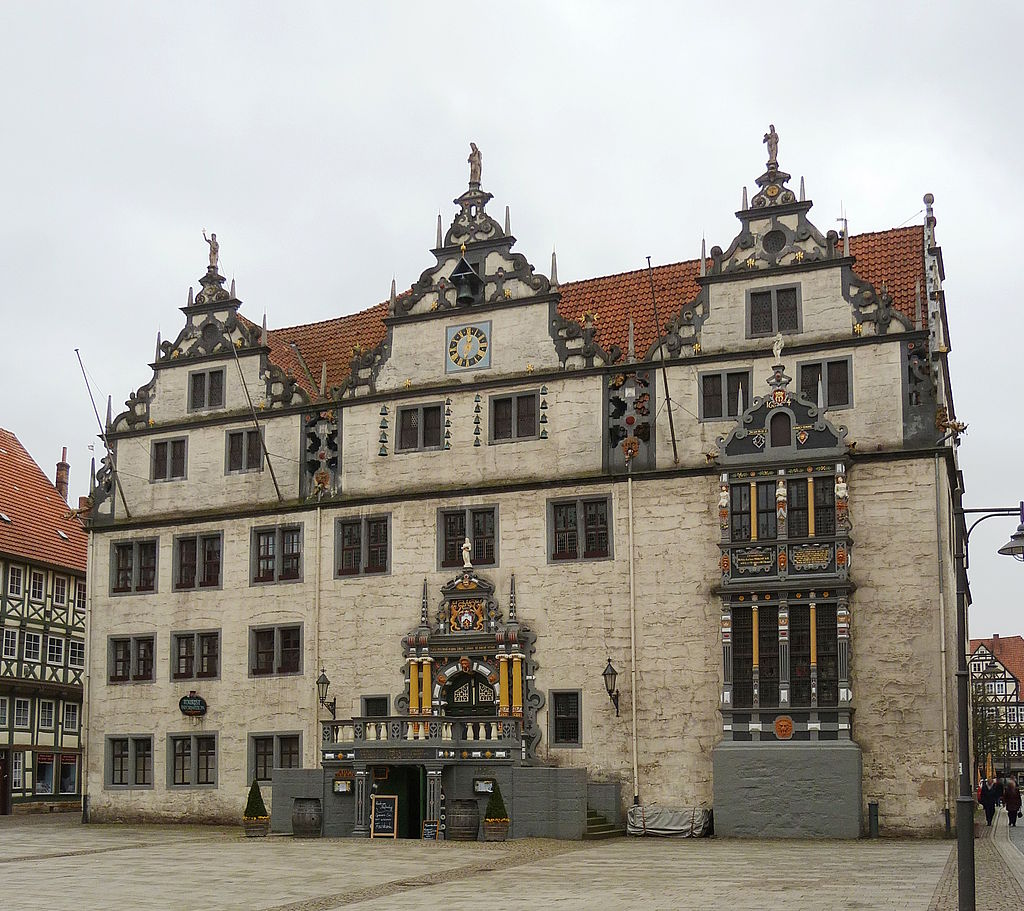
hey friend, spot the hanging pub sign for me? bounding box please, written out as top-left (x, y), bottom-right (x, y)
top-left (178, 691), bottom-right (208, 717)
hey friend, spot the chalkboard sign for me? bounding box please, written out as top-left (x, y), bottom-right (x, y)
top-left (370, 794), bottom-right (398, 839)
top-left (421, 819), bottom-right (439, 840)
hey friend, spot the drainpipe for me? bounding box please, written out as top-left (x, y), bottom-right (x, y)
top-left (934, 455), bottom-right (952, 832)
top-left (627, 459), bottom-right (640, 805)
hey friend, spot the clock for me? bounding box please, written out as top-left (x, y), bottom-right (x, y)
top-left (446, 321), bottom-right (491, 373)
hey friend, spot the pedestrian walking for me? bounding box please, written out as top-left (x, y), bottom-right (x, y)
top-left (994, 773), bottom-right (1005, 807)
top-left (1004, 778), bottom-right (1021, 828)
top-left (979, 777), bottom-right (999, 826)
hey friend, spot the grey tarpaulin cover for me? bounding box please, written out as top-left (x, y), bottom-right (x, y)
top-left (626, 805), bottom-right (713, 836)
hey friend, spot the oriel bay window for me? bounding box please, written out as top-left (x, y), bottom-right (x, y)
top-left (252, 526), bottom-right (302, 583)
top-left (548, 497), bottom-right (612, 561)
top-left (729, 477), bottom-right (837, 542)
top-left (440, 507), bottom-right (497, 568)
top-left (730, 602), bottom-right (840, 711)
top-left (174, 533), bottom-right (222, 590)
top-left (336, 516), bottom-right (390, 576)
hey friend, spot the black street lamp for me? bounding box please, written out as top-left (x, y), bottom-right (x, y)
top-left (603, 658), bottom-right (620, 716)
top-left (316, 667), bottom-right (336, 719)
top-left (953, 499), bottom-right (1024, 911)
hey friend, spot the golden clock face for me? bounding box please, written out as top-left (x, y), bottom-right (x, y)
top-left (446, 323), bottom-right (490, 371)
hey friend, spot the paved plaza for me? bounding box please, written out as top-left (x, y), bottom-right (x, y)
top-left (1, 812), bottom-right (1022, 911)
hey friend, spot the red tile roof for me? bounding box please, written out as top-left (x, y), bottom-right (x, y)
top-left (0, 428), bottom-right (87, 573)
top-left (971, 636), bottom-right (1024, 686)
top-left (265, 226), bottom-right (926, 393)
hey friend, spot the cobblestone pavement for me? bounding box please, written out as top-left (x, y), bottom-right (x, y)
top-left (0, 813), bottom-right (1022, 911)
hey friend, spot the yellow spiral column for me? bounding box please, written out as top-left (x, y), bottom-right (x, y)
top-left (498, 656), bottom-right (510, 717)
top-left (511, 656), bottom-right (523, 717)
top-left (421, 659), bottom-right (433, 716)
top-left (408, 660), bottom-right (420, 716)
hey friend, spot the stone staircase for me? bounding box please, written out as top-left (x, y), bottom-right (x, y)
top-left (583, 806), bottom-right (625, 840)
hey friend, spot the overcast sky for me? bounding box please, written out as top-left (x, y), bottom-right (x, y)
top-left (1, 2), bottom-right (1021, 636)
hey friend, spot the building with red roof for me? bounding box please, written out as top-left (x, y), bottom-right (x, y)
top-left (0, 429), bottom-right (87, 814)
top-left (969, 634), bottom-right (1024, 780)
top-left (84, 132), bottom-right (963, 839)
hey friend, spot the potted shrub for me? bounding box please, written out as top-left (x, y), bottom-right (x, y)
top-left (482, 781), bottom-right (510, 841)
top-left (243, 778), bottom-right (270, 837)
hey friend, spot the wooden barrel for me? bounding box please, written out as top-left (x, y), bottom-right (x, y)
top-left (291, 797), bottom-right (323, 837)
top-left (446, 798), bottom-right (480, 841)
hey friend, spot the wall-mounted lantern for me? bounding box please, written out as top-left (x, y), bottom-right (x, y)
top-left (603, 658), bottom-right (620, 717)
top-left (316, 667), bottom-right (336, 719)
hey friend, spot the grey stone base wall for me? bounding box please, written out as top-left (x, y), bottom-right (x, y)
top-left (271, 769), bottom-right (328, 834)
top-left (712, 741), bottom-right (863, 838)
top-left (587, 780), bottom-right (622, 826)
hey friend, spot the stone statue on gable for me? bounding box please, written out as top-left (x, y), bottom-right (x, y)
top-left (468, 143), bottom-right (482, 186)
top-left (763, 124), bottom-right (779, 164)
top-left (203, 229), bottom-right (219, 269)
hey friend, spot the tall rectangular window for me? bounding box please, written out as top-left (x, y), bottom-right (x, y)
top-left (2, 628), bottom-right (17, 660)
top-left (12, 751), bottom-right (23, 790)
top-left (552, 503), bottom-right (578, 560)
top-left (189, 368), bottom-right (225, 410)
top-left (196, 736), bottom-right (216, 785)
top-left (108, 635), bottom-right (155, 683)
top-left (152, 438), bottom-right (187, 481)
top-left (24, 632), bottom-right (41, 662)
top-left (551, 691), bottom-right (581, 746)
top-left (172, 737), bottom-right (191, 786)
top-left (63, 703), bottom-right (79, 733)
top-left (756, 481), bottom-right (777, 540)
top-left (759, 607), bottom-right (779, 707)
top-left (75, 580), bottom-right (86, 610)
top-left (799, 358), bottom-right (852, 409)
top-left (338, 520), bottom-right (361, 575)
top-left (440, 507), bottom-right (499, 568)
top-left (253, 736), bottom-right (274, 782)
top-left (53, 577), bottom-right (67, 605)
top-left (39, 700), bottom-right (55, 729)
top-left (252, 526), bottom-right (302, 583)
top-left (112, 540), bottom-right (158, 594)
top-left (730, 485), bottom-right (751, 542)
top-left (134, 739), bottom-right (153, 786)
top-left (817, 603), bottom-right (839, 707)
top-left (732, 607), bottom-right (753, 708)
top-left (30, 571), bottom-right (44, 601)
top-left (549, 498), bottom-right (611, 561)
top-left (490, 392), bottom-right (539, 442)
top-left (366, 518), bottom-right (389, 573)
top-left (9, 565), bottom-right (23, 596)
top-left (788, 479), bottom-right (809, 538)
top-left (0, 696), bottom-right (6, 727)
top-left (14, 698), bottom-right (30, 728)
top-left (790, 607), bottom-right (811, 707)
top-left (47, 636), bottom-right (64, 666)
top-left (227, 429), bottom-right (262, 473)
top-left (336, 517), bottom-right (392, 576)
top-left (814, 482), bottom-right (836, 537)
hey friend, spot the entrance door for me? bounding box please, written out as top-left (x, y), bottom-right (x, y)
top-left (443, 672), bottom-right (497, 717)
top-left (373, 766), bottom-right (424, 838)
top-left (0, 750), bottom-right (10, 815)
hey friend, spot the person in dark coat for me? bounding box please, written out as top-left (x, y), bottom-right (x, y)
top-left (994, 773), bottom-right (1005, 806)
top-left (979, 778), bottom-right (999, 826)
top-left (1004, 778), bottom-right (1022, 828)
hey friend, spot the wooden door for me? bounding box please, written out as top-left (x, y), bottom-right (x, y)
top-left (0, 750), bottom-right (10, 815)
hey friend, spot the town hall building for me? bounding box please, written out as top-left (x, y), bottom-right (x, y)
top-left (84, 131), bottom-right (961, 838)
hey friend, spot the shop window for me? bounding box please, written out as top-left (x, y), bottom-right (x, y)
top-left (152, 438), bottom-right (187, 481)
top-left (336, 515), bottom-right (390, 576)
top-left (59, 756), bottom-right (78, 795)
top-left (548, 497), bottom-right (612, 561)
top-left (35, 753), bottom-right (55, 795)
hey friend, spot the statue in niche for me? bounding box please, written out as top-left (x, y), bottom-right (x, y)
top-left (468, 143), bottom-right (482, 185)
top-left (462, 536), bottom-right (473, 569)
top-left (763, 124), bottom-right (779, 164)
top-left (203, 229), bottom-right (219, 269)
top-left (835, 475), bottom-right (849, 501)
top-left (772, 331), bottom-right (784, 362)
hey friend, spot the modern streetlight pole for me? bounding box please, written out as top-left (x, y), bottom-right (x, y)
top-left (952, 498), bottom-right (1024, 911)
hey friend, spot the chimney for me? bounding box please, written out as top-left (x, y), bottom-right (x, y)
top-left (55, 447), bottom-right (70, 503)
top-left (993, 633), bottom-right (999, 643)
top-left (77, 495), bottom-right (92, 518)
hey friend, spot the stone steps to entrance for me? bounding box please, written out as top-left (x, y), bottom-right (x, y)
top-left (585, 808), bottom-right (625, 840)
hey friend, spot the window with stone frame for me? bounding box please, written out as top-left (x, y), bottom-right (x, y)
top-left (490, 392), bottom-right (539, 442)
top-left (548, 497), bottom-right (612, 561)
top-left (189, 368), bottom-right (225, 411)
top-left (152, 438), bottom-right (187, 481)
top-left (111, 540), bottom-right (158, 594)
top-left (226, 428), bottom-right (262, 473)
top-left (550, 691), bottom-right (581, 747)
top-left (747, 285), bottom-right (800, 338)
top-left (700, 369), bottom-right (752, 420)
top-left (174, 533), bottom-right (221, 590)
top-left (108, 634), bottom-right (155, 683)
top-left (799, 358), bottom-right (852, 409)
top-left (362, 695), bottom-right (390, 717)
top-left (250, 625), bottom-right (302, 677)
top-left (169, 734), bottom-right (217, 787)
top-left (336, 515), bottom-right (390, 576)
top-left (250, 732), bottom-right (301, 782)
top-left (172, 631), bottom-right (220, 680)
top-left (252, 526), bottom-right (302, 583)
top-left (439, 507), bottom-right (498, 568)
top-left (396, 404), bottom-right (444, 451)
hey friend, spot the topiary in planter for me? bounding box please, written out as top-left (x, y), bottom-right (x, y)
top-left (243, 779), bottom-right (270, 836)
top-left (485, 781), bottom-right (509, 822)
